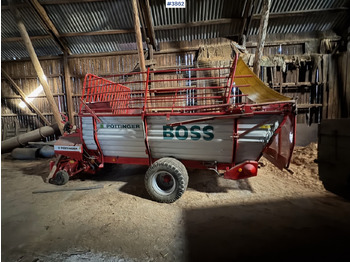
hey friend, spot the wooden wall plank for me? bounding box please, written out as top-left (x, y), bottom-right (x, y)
top-left (322, 54), bottom-right (329, 119)
top-left (346, 50), bottom-right (350, 118)
top-left (3, 48), bottom-right (348, 132)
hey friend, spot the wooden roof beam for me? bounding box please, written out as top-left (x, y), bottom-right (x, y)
top-left (139, 0), bottom-right (157, 50)
top-left (154, 18), bottom-right (240, 31)
top-left (2, 1), bottom-right (105, 8)
top-left (8, 0), bottom-right (64, 134)
top-left (1, 3), bottom-right (29, 10)
top-left (2, 35), bottom-right (52, 42)
top-left (63, 51), bottom-right (75, 125)
top-left (253, 0), bottom-right (271, 76)
top-left (2, 68), bottom-right (52, 126)
top-left (60, 29), bottom-right (134, 37)
top-left (252, 7), bottom-right (348, 19)
top-left (28, 0), bottom-right (71, 54)
top-left (131, 0), bottom-right (146, 74)
top-left (39, 0), bottom-right (107, 4)
top-left (240, 0), bottom-right (254, 46)
top-left (58, 18), bottom-right (240, 37)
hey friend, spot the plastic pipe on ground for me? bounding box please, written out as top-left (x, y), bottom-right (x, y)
top-left (1, 124), bottom-right (60, 154)
top-left (11, 147), bottom-right (39, 160)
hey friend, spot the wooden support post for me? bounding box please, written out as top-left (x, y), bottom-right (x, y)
top-left (317, 57), bottom-right (322, 84)
top-left (273, 65), bottom-right (277, 84)
top-left (148, 44), bottom-right (155, 108)
top-left (279, 70), bottom-right (283, 94)
top-left (140, 0), bottom-right (157, 50)
top-left (145, 0), bottom-right (157, 49)
top-left (63, 51), bottom-right (75, 125)
top-left (242, 35), bottom-right (247, 49)
top-left (132, 0), bottom-right (147, 76)
top-left (148, 44), bottom-right (154, 61)
top-left (311, 59), bottom-right (317, 84)
top-left (296, 66), bottom-right (299, 85)
top-left (9, 1), bottom-right (64, 134)
top-left (2, 68), bottom-right (51, 126)
top-left (137, 0), bottom-right (148, 45)
top-left (328, 55), bottom-right (336, 118)
top-left (253, 0), bottom-right (271, 77)
top-left (240, 0), bottom-right (252, 45)
top-left (29, 0), bottom-right (70, 54)
top-left (263, 66), bottom-right (268, 83)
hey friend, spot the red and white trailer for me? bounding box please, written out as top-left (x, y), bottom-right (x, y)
top-left (51, 54), bottom-right (296, 203)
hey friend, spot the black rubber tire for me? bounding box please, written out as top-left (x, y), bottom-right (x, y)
top-left (51, 170), bottom-right (69, 185)
top-left (145, 158), bottom-right (188, 203)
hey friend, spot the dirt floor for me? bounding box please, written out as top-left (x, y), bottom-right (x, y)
top-left (2, 143), bottom-right (350, 262)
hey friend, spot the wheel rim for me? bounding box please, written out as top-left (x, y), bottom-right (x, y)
top-left (55, 171), bottom-right (65, 184)
top-left (151, 171), bottom-right (176, 196)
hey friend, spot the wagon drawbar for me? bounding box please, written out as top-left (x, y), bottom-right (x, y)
top-left (49, 54), bottom-right (296, 203)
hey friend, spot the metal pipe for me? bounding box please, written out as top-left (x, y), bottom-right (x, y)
top-left (1, 124), bottom-right (60, 153)
top-left (32, 185), bottom-right (104, 194)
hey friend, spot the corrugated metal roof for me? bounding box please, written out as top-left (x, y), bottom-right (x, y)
top-left (65, 34), bottom-right (145, 54)
top-left (1, 0), bottom-right (348, 61)
top-left (151, 0), bottom-right (246, 26)
top-left (1, 0), bottom-right (26, 6)
top-left (254, 0), bottom-right (348, 13)
top-left (156, 22), bottom-right (243, 42)
top-left (1, 38), bottom-right (62, 60)
top-left (249, 10), bottom-right (348, 35)
top-left (1, 7), bottom-right (48, 38)
top-left (44, 0), bottom-right (134, 33)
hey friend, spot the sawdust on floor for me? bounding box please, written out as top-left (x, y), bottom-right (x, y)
top-left (2, 143), bottom-right (350, 262)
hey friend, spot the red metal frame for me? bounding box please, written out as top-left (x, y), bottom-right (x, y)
top-left (52, 54), bottom-right (296, 182)
top-left (232, 118), bottom-right (238, 167)
top-left (79, 56), bottom-right (248, 115)
top-left (225, 54), bottom-right (239, 104)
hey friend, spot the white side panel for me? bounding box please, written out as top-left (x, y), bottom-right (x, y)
top-left (235, 115), bottom-right (283, 164)
top-left (81, 117), bottom-right (98, 150)
top-left (147, 116), bottom-right (234, 163)
top-left (97, 117), bottom-right (147, 158)
top-left (82, 114), bottom-right (283, 164)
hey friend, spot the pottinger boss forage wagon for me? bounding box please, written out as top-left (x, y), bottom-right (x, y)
top-left (50, 54), bottom-right (296, 203)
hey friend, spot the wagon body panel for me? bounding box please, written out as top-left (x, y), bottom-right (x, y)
top-left (235, 114), bottom-right (284, 164)
top-left (82, 116), bottom-right (147, 158)
top-left (80, 113), bottom-right (289, 166)
top-left (81, 117), bottom-right (98, 151)
top-left (147, 115), bottom-right (234, 163)
top-left (263, 113), bottom-right (295, 169)
top-left (81, 115), bottom-right (235, 163)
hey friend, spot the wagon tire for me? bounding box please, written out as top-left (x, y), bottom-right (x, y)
top-left (50, 170), bottom-right (69, 185)
top-left (145, 158), bottom-right (188, 203)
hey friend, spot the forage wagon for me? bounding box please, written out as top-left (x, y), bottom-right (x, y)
top-left (49, 54), bottom-right (296, 203)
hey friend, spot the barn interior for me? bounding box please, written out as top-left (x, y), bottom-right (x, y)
top-left (1, 0), bottom-right (350, 261)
